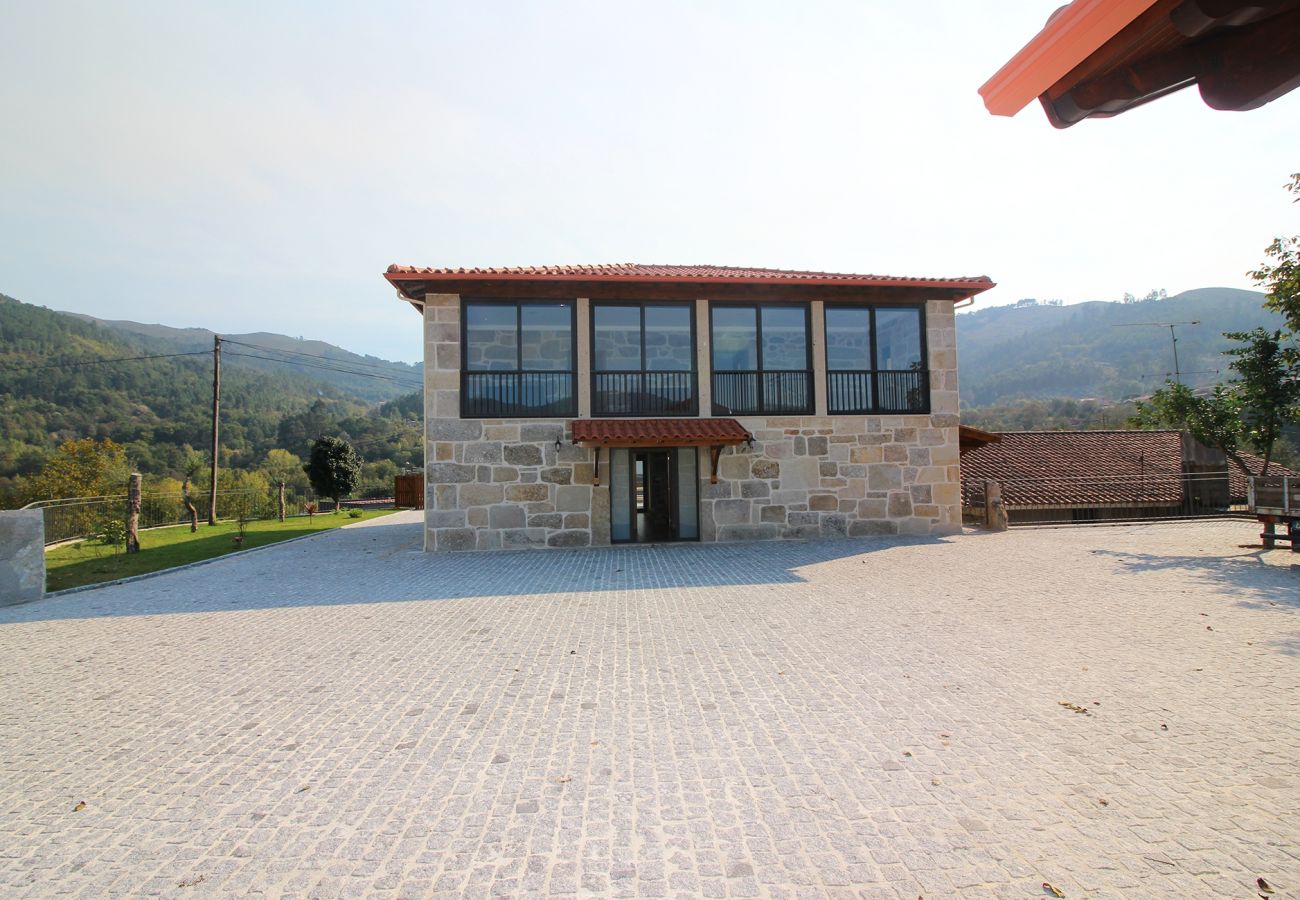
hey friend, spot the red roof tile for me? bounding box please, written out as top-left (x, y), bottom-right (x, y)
top-left (570, 418), bottom-right (751, 447)
top-left (385, 263), bottom-right (995, 293)
top-left (960, 430), bottom-right (1296, 507)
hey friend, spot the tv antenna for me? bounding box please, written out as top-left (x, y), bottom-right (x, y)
top-left (1113, 320), bottom-right (1200, 384)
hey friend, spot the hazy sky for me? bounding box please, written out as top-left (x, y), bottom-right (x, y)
top-left (2, 1), bottom-right (1297, 363)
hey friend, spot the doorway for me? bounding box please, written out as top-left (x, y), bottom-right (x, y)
top-left (609, 447), bottom-right (699, 543)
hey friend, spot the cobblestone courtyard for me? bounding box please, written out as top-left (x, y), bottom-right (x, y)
top-left (1, 515), bottom-right (1297, 897)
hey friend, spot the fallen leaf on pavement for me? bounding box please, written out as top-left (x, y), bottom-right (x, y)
top-left (1043, 881), bottom-right (1065, 897)
top-left (72, 801), bottom-right (86, 812)
top-left (1257, 877), bottom-right (1274, 894)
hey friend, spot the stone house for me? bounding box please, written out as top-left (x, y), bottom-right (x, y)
top-left (383, 264), bottom-right (995, 550)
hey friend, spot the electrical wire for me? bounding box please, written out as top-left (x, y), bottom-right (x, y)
top-left (222, 339), bottom-right (422, 378)
top-left (0, 350), bottom-right (210, 372)
top-left (222, 351), bottom-right (424, 389)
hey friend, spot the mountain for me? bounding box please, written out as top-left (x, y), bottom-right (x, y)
top-left (0, 293), bottom-right (422, 500)
top-left (63, 314), bottom-right (422, 404)
top-left (957, 287), bottom-right (1286, 406)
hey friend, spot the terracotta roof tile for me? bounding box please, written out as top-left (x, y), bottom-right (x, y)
top-left (385, 263), bottom-right (994, 291)
top-left (960, 430), bottom-right (1296, 507)
top-left (570, 418), bottom-right (751, 447)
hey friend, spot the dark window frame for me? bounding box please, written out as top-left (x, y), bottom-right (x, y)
top-left (589, 300), bottom-right (698, 417)
top-left (459, 297), bottom-right (578, 418)
top-left (823, 303), bottom-right (930, 415)
top-left (708, 302), bottom-right (814, 416)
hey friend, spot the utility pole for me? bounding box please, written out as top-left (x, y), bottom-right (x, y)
top-left (208, 334), bottom-right (221, 525)
top-left (1113, 320), bottom-right (1200, 384)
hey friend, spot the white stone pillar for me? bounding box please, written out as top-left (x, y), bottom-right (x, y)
top-left (811, 300), bottom-right (827, 416)
top-left (695, 299), bottom-right (711, 415)
top-left (577, 297), bottom-right (591, 418)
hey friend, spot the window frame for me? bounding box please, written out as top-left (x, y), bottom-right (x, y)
top-left (708, 302), bottom-right (814, 416)
top-left (459, 297), bottom-right (578, 419)
top-left (822, 303), bottom-right (930, 415)
top-left (589, 300), bottom-right (698, 417)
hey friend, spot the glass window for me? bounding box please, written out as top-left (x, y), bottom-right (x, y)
top-left (711, 306), bottom-right (758, 371)
top-left (644, 305), bottom-right (693, 371)
top-left (823, 304), bottom-right (928, 414)
top-left (464, 304), bottom-right (517, 372)
top-left (520, 304), bottom-right (573, 371)
top-left (461, 300), bottom-right (575, 417)
top-left (710, 304), bottom-right (811, 415)
top-left (593, 306), bottom-right (642, 371)
top-left (825, 308), bottom-right (872, 370)
top-left (591, 302), bottom-right (697, 417)
top-left (875, 308), bottom-right (923, 371)
top-left (760, 306), bottom-right (808, 371)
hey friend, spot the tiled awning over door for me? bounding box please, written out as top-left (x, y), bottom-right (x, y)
top-left (569, 418), bottom-right (751, 448)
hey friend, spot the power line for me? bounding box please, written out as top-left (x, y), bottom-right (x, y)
top-left (222, 351), bottom-right (424, 389)
top-left (222, 339), bottom-right (422, 378)
top-left (0, 350), bottom-right (210, 373)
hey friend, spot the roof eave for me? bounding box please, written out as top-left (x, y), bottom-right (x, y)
top-left (384, 271), bottom-right (996, 303)
top-left (979, 0), bottom-right (1163, 117)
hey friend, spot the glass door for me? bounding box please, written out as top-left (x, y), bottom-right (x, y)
top-left (608, 448), bottom-right (698, 543)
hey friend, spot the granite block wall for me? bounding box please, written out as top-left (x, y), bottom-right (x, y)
top-left (421, 294), bottom-right (961, 550)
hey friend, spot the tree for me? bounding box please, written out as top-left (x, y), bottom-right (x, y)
top-left (1132, 382), bottom-right (1254, 475)
top-left (1222, 328), bottom-right (1300, 473)
top-left (1132, 330), bottom-right (1300, 475)
top-left (29, 438), bottom-right (130, 500)
top-left (304, 436), bottom-right (361, 511)
top-left (1249, 172), bottom-right (1300, 336)
top-left (261, 448), bottom-right (310, 494)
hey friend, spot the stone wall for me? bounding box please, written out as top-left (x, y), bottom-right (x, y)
top-left (422, 294), bottom-right (961, 550)
top-left (1, 510), bottom-right (45, 605)
top-left (700, 412), bottom-right (960, 540)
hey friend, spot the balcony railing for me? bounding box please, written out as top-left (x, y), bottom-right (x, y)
top-left (711, 370), bottom-right (812, 415)
top-left (827, 369), bottom-right (928, 414)
top-left (461, 371), bottom-right (576, 418)
top-left (592, 371), bottom-right (697, 417)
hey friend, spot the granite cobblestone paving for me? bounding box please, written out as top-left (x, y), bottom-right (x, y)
top-left (1, 513), bottom-right (1297, 897)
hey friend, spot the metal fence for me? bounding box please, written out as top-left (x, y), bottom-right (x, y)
top-left (23, 488), bottom-right (314, 546)
top-left (962, 471), bottom-right (1250, 527)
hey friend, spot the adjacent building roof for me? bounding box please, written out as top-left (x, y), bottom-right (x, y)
top-left (385, 263), bottom-right (995, 305)
top-left (959, 429), bottom-right (1295, 507)
top-left (570, 418), bottom-right (751, 448)
top-left (980, 0), bottom-right (1300, 127)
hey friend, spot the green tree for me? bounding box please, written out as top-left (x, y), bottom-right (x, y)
top-left (30, 437), bottom-right (131, 500)
top-left (1222, 328), bottom-right (1300, 473)
top-left (1132, 381), bottom-right (1253, 475)
top-left (260, 448), bottom-right (310, 494)
top-left (1249, 172), bottom-right (1300, 336)
top-left (304, 436), bottom-right (361, 511)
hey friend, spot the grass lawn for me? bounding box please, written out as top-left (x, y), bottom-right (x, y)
top-left (45, 510), bottom-right (396, 592)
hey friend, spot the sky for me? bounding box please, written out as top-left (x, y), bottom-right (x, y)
top-left (2, 1), bottom-right (1297, 364)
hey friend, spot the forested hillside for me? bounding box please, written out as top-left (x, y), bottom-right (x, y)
top-left (0, 294), bottom-right (422, 504)
top-left (67, 313), bottom-right (422, 404)
top-left (957, 288), bottom-right (1286, 406)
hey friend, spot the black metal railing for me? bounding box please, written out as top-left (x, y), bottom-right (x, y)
top-left (592, 371), bottom-right (697, 416)
top-left (461, 371), bottom-right (576, 418)
top-left (712, 370), bottom-right (812, 415)
top-left (827, 370), bottom-right (928, 414)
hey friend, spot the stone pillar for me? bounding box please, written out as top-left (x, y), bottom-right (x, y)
top-left (126, 472), bottom-right (142, 554)
top-left (0, 510), bottom-right (45, 605)
top-left (984, 480), bottom-right (1008, 531)
top-left (811, 300), bottom-right (827, 416)
top-left (424, 293), bottom-right (461, 551)
top-left (695, 299), bottom-right (711, 415)
top-left (577, 297), bottom-right (591, 417)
